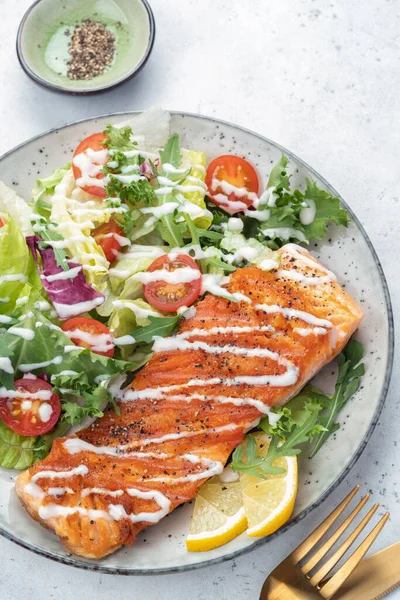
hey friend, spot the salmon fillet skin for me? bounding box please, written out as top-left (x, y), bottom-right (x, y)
top-left (15, 244), bottom-right (363, 559)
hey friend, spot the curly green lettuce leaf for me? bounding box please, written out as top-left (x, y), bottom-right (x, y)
top-left (0, 420), bottom-right (36, 469)
top-left (253, 155), bottom-right (350, 246)
top-left (103, 124), bottom-right (138, 152)
top-left (0, 308), bottom-right (129, 427)
top-left (300, 180), bottom-right (349, 241)
top-left (34, 163), bottom-right (71, 197)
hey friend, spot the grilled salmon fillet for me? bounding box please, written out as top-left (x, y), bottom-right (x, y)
top-left (15, 244), bottom-right (363, 559)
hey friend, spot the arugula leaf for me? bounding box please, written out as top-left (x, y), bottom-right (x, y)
top-left (154, 212), bottom-right (185, 247)
top-left (309, 339), bottom-right (364, 457)
top-left (231, 403), bottom-right (322, 478)
top-left (266, 154), bottom-right (291, 193)
top-left (231, 339), bottom-right (364, 478)
top-left (159, 133), bottom-right (182, 168)
top-left (0, 419), bottom-right (36, 470)
top-left (37, 226), bottom-right (70, 271)
top-left (103, 125), bottom-right (138, 152)
top-left (132, 315), bottom-right (180, 344)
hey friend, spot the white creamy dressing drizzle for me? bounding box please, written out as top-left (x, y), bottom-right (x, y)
top-left (278, 244), bottom-right (337, 286)
top-left (113, 300), bottom-right (161, 320)
top-left (42, 265), bottom-right (82, 283)
top-left (34, 301), bottom-right (52, 312)
top-left (299, 199), bottom-right (317, 225)
top-left (52, 297), bottom-right (104, 320)
top-left (24, 464), bottom-right (171, 524)
top-left (0, 315), bottom-right (12, 324)
top-left (38, 403), bottom-right (53, 422)
top-left (0, 273), bottom-right (27, 285)
top-left (72, 149), bottom-right (108, 189)
top-left (0, 358), bottom-right (14, 374)
top-left (200, 273), bottom-right (250, 303)
top-left (263, 227), bottom-right (307, 242)
top-left (0, 387), bottom-right (52, 400)
top-left (133, 267), bottom-right (201, 285)
top-left (19, 356), bottom-right (63, 372)
top-left (113, 335), bottom-right (137, 345)
top-left (7, 326), bottom-right (35, 341)
top-left (112, 174), bottom-right (146, 184)
top-left (16, 296), bottom-right (30, 306)
top-left (63, 329), bottom-right (113, 353)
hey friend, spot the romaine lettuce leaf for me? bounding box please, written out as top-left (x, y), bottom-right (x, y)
top-left (0, 420), bottom-right (36, 469)
top-left (0, 214), bottom-right (41, 315)
top-left (114, 106), bottom-right (171, 150)
top-left (0, 181), bottom-right (33, 235)
top-left (48, 171), bottom-right (109, 287)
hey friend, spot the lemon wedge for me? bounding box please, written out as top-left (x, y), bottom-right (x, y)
top-left (240, 432), bottom-right (298, 537)
top-left (186, 470), bottom-right (248, 552)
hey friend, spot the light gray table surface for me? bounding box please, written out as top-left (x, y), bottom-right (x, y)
top-left (0, 0), bottom-right (399, 598)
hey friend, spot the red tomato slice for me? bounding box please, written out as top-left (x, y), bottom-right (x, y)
top-left (0, 378), bottom-right (61, 436)
top-left (72, 132), bottom-right (109, 198)
top-left (205, 155), bottom-right (259, 215)
top-left (92, 220), bottom-right (125, 263)
top-left (0, 217), bottom-right (4, 227)
top-left (61, 317), bottom-right (114, 358)
top-left (143, 254), bottom-right (202, 313)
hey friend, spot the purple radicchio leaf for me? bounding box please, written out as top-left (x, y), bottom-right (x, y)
top-left (140, 160), bottom-right (157, 180)
top-left (26, 235), bottom-right (104, 320)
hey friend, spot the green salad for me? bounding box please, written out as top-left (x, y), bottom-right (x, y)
top-left (0, 108), bottom-right (363, 473)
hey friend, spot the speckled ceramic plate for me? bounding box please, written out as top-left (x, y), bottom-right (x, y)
top-left (0, 112), bottom-right (393, 574)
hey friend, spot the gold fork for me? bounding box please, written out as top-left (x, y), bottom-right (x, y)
top-left (260, 486), bottom-right (389, 600)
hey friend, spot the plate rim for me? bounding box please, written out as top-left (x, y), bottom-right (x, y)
top-left (0, 111), bottom-right (394, 575)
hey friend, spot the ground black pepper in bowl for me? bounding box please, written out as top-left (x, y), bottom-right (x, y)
top-left (67, 19), bottom-right (116, 80)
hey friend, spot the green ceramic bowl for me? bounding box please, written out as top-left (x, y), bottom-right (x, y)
top-left (16, 0), bottom-right (155, 94)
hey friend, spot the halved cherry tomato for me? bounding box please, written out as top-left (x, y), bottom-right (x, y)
top-left (61, 317), bottom-right (114, 358)
top-left (205, 155), bottom-right (259, 215)
top-left (72, 132), bottom-right (109, 198)
top-left (0, 217), bottom-right (4, 227)
top-left (0, 378), bottom-right (61, 436)
top-left (143, 254), bottom-right (201, 313)
top-left (92, 220), bottom-right (125, 263)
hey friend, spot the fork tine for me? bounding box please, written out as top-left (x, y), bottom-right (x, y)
top-left (291, 486), bottom-right (359, 563)
top-left (318, 512), bottom-right (390, 600)
top-left (301, 494), bottom-right (370, 574)
top-left (309, 502), bottom-right (378, 585)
